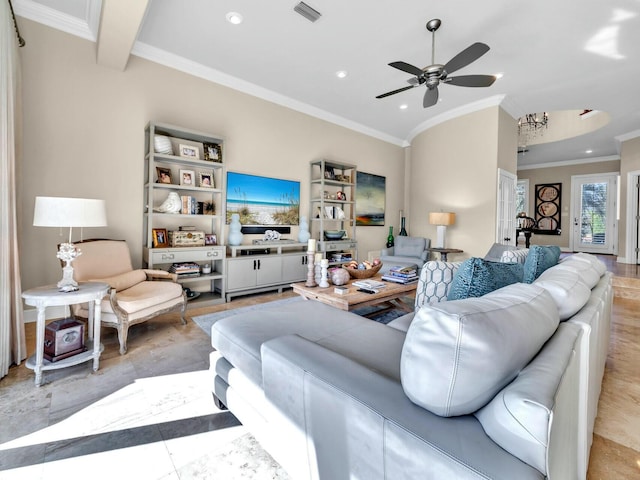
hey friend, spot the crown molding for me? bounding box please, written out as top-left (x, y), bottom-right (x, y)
top-left (517, 154), bottom-right (620, 171)
top-left (13, 0), bottom-right (98, 41)
top-left (132, 42), bottom-right (408, 148)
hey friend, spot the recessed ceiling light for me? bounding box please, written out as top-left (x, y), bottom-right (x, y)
top-left (226, 12), bottom-right (243, 24)
top-left (335, 70), bottom-right (347, 79)
top-left (586, 149), bottom-right (593, 154)
top-left (399, 104), bottom-right (408, 110)
top-left (494, 72), bottom-right (504, 79)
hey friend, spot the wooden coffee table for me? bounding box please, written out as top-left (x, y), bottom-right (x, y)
top-left (291, 274), bottom-right (416, 316)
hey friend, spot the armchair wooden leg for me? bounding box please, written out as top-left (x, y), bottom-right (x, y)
top-left (179, 293), bottom-right (187, 325)
top-left (117, 324), bottom-right (128, 355)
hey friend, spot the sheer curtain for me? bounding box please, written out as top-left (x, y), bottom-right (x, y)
top-left (0, 0), bottom-right (26, 379)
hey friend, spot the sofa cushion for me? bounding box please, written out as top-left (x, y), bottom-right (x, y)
top-left (556, 257), bottom-right (602, 289)
top-left (401, 283), bottom-right (560, 417)
top-left (523, 245), bottom-right (561, 283)
top-left (414, 261), bottom-right (461, 307)
top-left (211, 300), bottom-right (406, 386)
top-left (533, 266), bottom-right (591, 320)
top-left (563, 252), bottom-right (606, 276)
top-left (484, 243), bottom-right (517, 262)
top-left (475, 322), bottom-right (581, 476)
top-left (447, 258), bottom-right (524, 300)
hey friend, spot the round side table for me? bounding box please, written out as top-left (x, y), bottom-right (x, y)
top-left (22, 282), bottom-right (110, 386)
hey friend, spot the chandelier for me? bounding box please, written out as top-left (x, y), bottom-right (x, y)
top-left (518, 112), bottom-right (549, 148)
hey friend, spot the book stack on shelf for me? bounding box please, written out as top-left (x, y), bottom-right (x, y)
top-left (180, 196), bottom-right (201, 214)
top-left (169, 262), bottom-right (201, 278)
top-left (381, 265), bottom-right (419, 284)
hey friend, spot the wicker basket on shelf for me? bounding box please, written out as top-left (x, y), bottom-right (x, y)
top-left (343, 263), bottom-right (383, 279)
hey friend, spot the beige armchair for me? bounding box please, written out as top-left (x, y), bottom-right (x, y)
top-left (69, 239), bottom-right (186, 354)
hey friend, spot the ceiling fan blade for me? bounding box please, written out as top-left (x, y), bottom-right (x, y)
top-left (446, 74), bottom-right (497, 87)
top-left (443, 42), bottom-right (490, 75)
top-left (376, 85), bottom-right (416, 99)
top-left (389, 61), bottom-right (424, 77)
top-left (423, 86), bottom-right (439, 108)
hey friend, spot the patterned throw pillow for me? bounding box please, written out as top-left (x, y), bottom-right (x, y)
top-left (447, 258), bottom-right (524, 301)
top-left (523, 245), bottom-right (561, 283)
top-left (500, 248), bottom-right (529, 264)
top-left (414, 261), bottom-right (462, 308)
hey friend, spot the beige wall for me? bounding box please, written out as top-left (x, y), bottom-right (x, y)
top-left (618, 136), bottom-right (640, 260)
top-left (18, 20), bottom-right (405, 290)
top-left (517, 160), bottom-right (620, 249)
top-left (409, 106), bottom-right (511, 258)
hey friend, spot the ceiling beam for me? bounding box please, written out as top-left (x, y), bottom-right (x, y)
top-left (96, 0), bottom-right (149, 71)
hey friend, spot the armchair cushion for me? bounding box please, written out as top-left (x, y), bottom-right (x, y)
top-left (102, 281), bottom-right (184, 314)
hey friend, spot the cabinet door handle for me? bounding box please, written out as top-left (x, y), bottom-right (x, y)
top-left (258, 259), bottom-right (261, 269)
top-left (162, 253), bottom-right (175, 260)
top-left (207, 251), bottom-right (218, 257)
top-left (253, 260), bottom-right (257, 270)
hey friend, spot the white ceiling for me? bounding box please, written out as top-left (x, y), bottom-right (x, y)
top-left (14, 0), bottom-right (640, 168)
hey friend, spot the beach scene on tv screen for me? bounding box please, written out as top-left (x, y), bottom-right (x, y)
top-left (226, 172), bottom-right (300, 225)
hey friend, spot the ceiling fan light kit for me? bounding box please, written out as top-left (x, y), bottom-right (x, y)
top-left (376, 19), bottom-right (496, 108)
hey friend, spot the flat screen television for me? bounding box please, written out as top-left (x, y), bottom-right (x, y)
top-left (226, 171), bottom-right (300, 226)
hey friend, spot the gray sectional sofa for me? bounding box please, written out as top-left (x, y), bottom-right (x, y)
top-left (209, 251), bottom-right (612, 479)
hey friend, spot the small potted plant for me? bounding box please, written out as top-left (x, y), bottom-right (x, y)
top-left (204, 201), bottom-right (215, 215)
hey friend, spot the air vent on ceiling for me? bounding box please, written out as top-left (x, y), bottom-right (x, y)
top-left (294, 2), bottom-right (321, 22)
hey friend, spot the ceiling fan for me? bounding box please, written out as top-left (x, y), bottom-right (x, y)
top-left (376, 19), bottom-right (496, 108)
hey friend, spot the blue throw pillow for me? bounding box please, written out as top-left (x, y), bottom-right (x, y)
top-left (447, 258), bottom-right (524, 300)
top-left (523, 245), bottom-right (561, 283)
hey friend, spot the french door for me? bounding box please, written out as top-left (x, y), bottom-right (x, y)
top-left (571, 173), bottom-right (618, 254)
top-left (496, 169), bottom-right (517, 245)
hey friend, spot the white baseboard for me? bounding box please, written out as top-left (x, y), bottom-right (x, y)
top-left (23, 305), bottom-right (70, 323)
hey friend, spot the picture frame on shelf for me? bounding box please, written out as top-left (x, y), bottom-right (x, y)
top-left (336, 191), bottom-right (346, 201)
top-left (180, 169), bottom-right (196, 186)
top-left (152, 228), bottom-right (169, 248)
top-left (199, 172), bottom-right (214, 188)
top-left (324, 166), bottom-right (335, 179)
top-left (203, 142), bottom-right (222, 163)
top-left (205, 233), bottom-right (217, 245)
top-left (156, 167), bottom-right (172, 184)
top-left (178, 144), bottom-right (200, 159)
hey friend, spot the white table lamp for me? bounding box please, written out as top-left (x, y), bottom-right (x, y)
top-left (429, 212), bottom-right (456, 248)
top-left (33, 196), bottom-right (107, 292)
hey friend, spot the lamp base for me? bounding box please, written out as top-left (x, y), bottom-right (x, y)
top-left (435, 225), bottom-right (447, 249)
top-left (58, 265), bottom-right (79, 292)
top-left (56, 243), bottom-right (81, 292)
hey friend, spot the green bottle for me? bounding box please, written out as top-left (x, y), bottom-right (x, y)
top-left (386, 226), bottom-right (394, 248)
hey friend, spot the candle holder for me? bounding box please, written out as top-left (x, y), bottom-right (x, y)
top-left (305, 250), bottom-right (317, 287)
top-left (319, 259), bottom-right (330, 288)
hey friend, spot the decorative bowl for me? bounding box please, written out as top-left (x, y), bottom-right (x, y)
top-left (324, 230), bottom-right (346, 240)
top-left (343, 263), bottom-right (383, 279)
top-left (154, 135), bottom-right (174, 155)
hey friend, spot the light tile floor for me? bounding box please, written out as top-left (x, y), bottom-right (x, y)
top-left (1, 255), bottom-right (639, 478)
